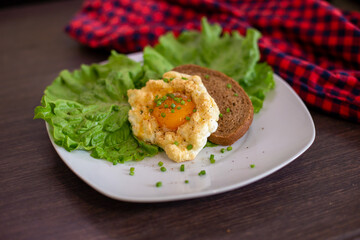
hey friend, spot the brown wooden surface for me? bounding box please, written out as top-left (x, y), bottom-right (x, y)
top-left (0, 1), bottom-right (359, 240)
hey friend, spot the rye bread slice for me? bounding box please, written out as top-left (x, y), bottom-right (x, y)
top-left (172, 64), bottom-right (254, 146)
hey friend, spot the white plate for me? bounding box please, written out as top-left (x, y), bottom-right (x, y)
top-left (47, 52), bottom-right (315, 202)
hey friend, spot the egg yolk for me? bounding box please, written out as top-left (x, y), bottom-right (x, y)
top-left (152, 93), bottom-right (196, 131)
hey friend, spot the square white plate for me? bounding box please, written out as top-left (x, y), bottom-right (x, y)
top-left (46, 52), bottom-right (315, 202)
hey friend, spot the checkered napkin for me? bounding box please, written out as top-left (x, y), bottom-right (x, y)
top-left (65, 0), bottom-right (360, 122)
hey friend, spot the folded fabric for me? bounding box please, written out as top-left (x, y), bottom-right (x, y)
top-left (66, 0), bottom-right (360, 122)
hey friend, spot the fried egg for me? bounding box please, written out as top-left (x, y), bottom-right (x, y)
top-left (127, 71), bottom-right (220, 162)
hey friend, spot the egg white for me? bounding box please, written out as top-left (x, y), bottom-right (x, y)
top-left (127, 71), bottom-right (219, 162)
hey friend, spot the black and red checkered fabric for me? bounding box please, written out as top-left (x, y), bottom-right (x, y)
top-left (66, 0), bottom-right (360, 122)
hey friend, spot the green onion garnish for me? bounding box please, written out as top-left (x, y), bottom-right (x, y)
top-left (250, 164), bottom-right (255, 168)
top-left (156, 181), bottom-right (162, 187)
top-left (167, 93), bottom-right (175, 99)
top-left (185, 116), bottom-right (190, 121)
top-left (174, 141), bottom-right (179, 146)
top-left (185, 180), bottom-right (189, 184)
top-left (180, 164), bottom-right (185, 172)
top-left (171, 109), bottom-right (175, 113)
top-left (210, 154), bottom-right (215, 164)
top-left (161, 112), bottom-right (166, 118)
top-left (177, 106), bottom-right (181, 110)
top-left (227, 83), bottom-right (232, 89)
top-left (129, 167), bottom-right (135, 175)
top-left (158, 161), bottom-right (163, 167)
top-left (227, 146), bottom-right (232, 151)
top-left (163, 78), bottom-right (169, 83)
top-left (160, 166), bottom-right (167, 172)
top-left (198, 170), bottom-right (206, 176)
top-left (226, 108), bottom-right (230, 113)
top-left (187, 144), bottom-right (193, 150)
top-left (171, 103), bottom-right (176, 109)
top-left (204, 75), bottom-right (209, 79)
top-left (181, 77), bottom-right (188, 80)
top-left (193, 109), bottom-right (197, 113)
top-left (181, 100), bottom-right (186, 105)
top-left (219, 113), bottom-right (223, 118)
top-left (187, 99), bottom-right (191, 102)
top-left (220, 148), bottom-right (225, 153)
top-left (234, 93), bottom-right (239, 97)
top-left (164, 104), bottom-right (169, 108)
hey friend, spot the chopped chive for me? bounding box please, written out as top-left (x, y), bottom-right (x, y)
top-left (164, 104), bottom-right (169, 108)
top-left (181, 77), bottom-right (188, 80)
top-left (162, 96), bottom-right (168, 101)
top-left (167, 93), bottom-right (175, 99)
top-left (171, 109), bottom-right (175, 113)
top-left (180, 164), bottom-right (185, 172)
top-left (161, 112), bottom-right (166, 118)
top-left (220, 148), bottom-right (225, 153)
top-left (156, 181), bottom-right (162, 187)
top-left (177, 106), bottom-right (181, 110)
top-left (227, 146), bottom-right (232, 151)
top-left (250, 164), bottom-right (255, 168)
top-left (210, 154), bottom-right (215, 164)
top-left (185, 116), bottom-right (190, 121)
top-left (204, 75), bottom-right (209, 79)
top-left (234, 93), bottom-right (239, 97)
top-left (226, 108), bottom-right (230, 113)
top-left (174, 98), bottom-right (181, 103)
top-left (174, 141), bottom-right (179, 146)
top-left (129, 172), bottom-right (134, 176)
top-left (187, 99), bottom-right (191, 102)
top-left (130, 167), bottom-right (135, 172)
top-left (227, 83), bottom-right (232, 89)
top-left (198, 170), bottom-right (206, 176)
top-left (163, 78), bottom-right (169, 83)
top-left (193, 108), bottom-right (197, 113)
top-left (170, 78), bottom-right (175, 81)
top-left (171, 103), bottom-right (176, 109)
top-left (219, 113), bottom-right (223, 118)
top-left (156, 101), bottom-right (161, 106)
top-left (158, 161), bottom-right (164, 167)
top-left (187, 144), bottom-right (193, 150)
top-left (181, 100), bottom-right (186, 105)
top-left (160, 166), bottom-right (167, 172)
top-left (185, 180), bottom-right (189, 184)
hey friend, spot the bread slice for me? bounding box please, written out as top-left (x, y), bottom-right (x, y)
top-left (172, 64), bottom-right (254, 146)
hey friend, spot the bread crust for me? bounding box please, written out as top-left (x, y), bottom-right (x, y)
top-left (172, 64), bottom-right (254, 146)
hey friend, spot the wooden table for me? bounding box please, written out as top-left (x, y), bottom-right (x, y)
top-left (1, 1), bottom-right (359, 239)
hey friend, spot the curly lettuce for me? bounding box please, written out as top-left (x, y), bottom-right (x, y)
top-left (34, 51), bottom-right (159, 164)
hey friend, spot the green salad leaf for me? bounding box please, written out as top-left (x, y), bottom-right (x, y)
top-left (34, 51), bottom-right (159, 164)
top-left (141, 17), bottom-right (275, 112)
top-left (34, 18), bottom-right (274, 164)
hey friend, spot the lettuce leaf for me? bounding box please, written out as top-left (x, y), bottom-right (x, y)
top-left (141, 18), bottom-right (275, 112)
top-left (34, 51), bottom-right (159, 164)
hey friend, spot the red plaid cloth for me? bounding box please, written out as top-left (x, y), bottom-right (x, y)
top-left (66, 0), bottom-right (360, 122)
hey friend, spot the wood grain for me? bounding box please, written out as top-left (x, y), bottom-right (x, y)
top-left (0, 1), bottom-right (359, 240)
